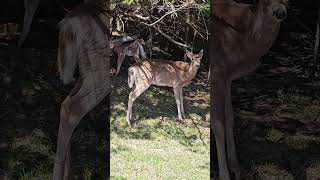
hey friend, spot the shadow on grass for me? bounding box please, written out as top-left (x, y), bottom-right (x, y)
top-left (111, 72), bottom-right (210, 147)
top-left (0, 47), bottom-right (109, 179)
top-left (237, 121), bottom-right (320, 180)
top-left (224, 39), bottom-right (320, 179)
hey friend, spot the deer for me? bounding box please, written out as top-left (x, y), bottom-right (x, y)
top-left (18, 0), bottom-right (40, 47)
top-left (211, 0), bottom-right (287, 179)
top-left (112, 37), bottom-right (147, 75)
top-left (52, 0), bottom-right (110, 179)
top-left (126, 49), bottom-right (203, 126)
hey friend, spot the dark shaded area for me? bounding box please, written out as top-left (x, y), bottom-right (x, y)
top-left (0, 0), bottom-right (319, 179)
top-left (0, 1), bottom-right (110, 179)
top-left (211, 0), bottom-right (320, 179)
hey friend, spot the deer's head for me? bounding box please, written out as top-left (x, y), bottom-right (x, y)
top-left (260, 0), bottom-right (288, 21)
top-left (186, 49), bottom-right (203, 69)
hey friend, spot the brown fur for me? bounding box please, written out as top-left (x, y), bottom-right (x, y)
top-left (211, 0), bottom-right (287, 179)
top-left (126, 50), bottom-right (203, 126)
top-left (53, 1), bottom-right (110, 179)
top-left (112, 38), bottom-right (146, 75)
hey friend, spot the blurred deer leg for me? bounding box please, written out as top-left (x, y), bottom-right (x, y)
top-left (126, 84), bottom-right (150, 126)
top-left (18, 0), bottom-right (40, 47)
top-left (177, 87), bottom-right (186, 119)
top-left (63, 143), bottom-right (71, 180)
top-left (213, 78), bottom-right (231, 180)
top-left (225, 80), bottom-right (240, 180)
top-left (53, 80), bottom-right (107, 180)
top-left (116, 53), bottom-right (125, 75)
top-left (174, 87), bottom-right (183, 121)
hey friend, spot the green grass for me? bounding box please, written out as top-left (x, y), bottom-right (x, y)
top-left (110, 72), bottom-right (210, 179)
top-left (0, 48), bottom-right (109, 179)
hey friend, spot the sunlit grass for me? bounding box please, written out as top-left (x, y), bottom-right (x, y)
top-left (110, 73), bottom-right (210, 179)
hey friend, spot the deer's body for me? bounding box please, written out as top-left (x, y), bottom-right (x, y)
top-left (126, 50), bottom-right (203, 126)
top-left (53, 1), bottom-right (110, 179)
top-left (211, 0), bottom-right (287, 179)
top-left (112, 38), bottom-right (146, 75)
top-left (129, 60), bottom-right (198, 87)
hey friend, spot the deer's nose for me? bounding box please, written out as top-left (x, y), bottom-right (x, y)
top-left (273, 6), bottom-right (287, 20)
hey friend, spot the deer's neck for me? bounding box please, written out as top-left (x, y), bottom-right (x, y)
top-left (186, 62), bottom-right (200, 80)
top-left (249, 5), bottom-right (280, 45)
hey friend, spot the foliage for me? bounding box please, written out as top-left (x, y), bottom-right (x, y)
top-left (111, 0), bottom-right (209, 60)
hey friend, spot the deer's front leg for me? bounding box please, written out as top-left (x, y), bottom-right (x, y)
top-left (225, 80), bottom-right (240, 180)
top-left (213, 78), bottom-right (231, 180)
top-left (178, 86), bottom-right (186, 119)
top-left (174, 87), bottom-right (183, 121)
top-left (116, 53), bottom-right (125, 75)
top-left (126, 84), bottom-right (149, 126)
top-left (18, 0), bottom-right (40, 47)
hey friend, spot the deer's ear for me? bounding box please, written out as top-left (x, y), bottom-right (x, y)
top-left (198, 49), bottom-right (203, 58)
top-left (186, 50), bottom-right (193, 60)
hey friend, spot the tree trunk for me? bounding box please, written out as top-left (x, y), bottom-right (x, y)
top-left (313, 7), bottom-right (320, 78)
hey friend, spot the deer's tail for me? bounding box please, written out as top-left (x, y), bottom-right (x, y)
top-left (128, 67), bottom-right (135, 88)
top-left (57, 17), bottom-right (81, 85)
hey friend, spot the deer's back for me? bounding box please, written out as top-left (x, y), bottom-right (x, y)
top-left (133, 59), bottom-right (190, 87)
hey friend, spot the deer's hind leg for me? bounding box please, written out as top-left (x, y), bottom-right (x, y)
top-left (126, 83), bottom-right (150, 126)
top-left (116, 53), bottom-right (125, 75)
top-left (53, 78), bottom-right (108, 180)
top-left (63, 142), bottom-right (71, 180)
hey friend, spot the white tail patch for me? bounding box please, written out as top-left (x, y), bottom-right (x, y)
top-left (128, 67), bottom-right (135, 88)
top-left (138, 43), bottom-right (146, 59)
top-left (57, 17), bottom-right (82, 84)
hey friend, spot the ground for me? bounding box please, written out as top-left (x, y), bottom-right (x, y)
top-left (228, 31), bottom-right (320, 179)
top-left (0, 47), bottom-right (109, 179)
top-left (0, 30), bottom-right (320, 179)
top-left (110, 66), bottom-right (210, 179)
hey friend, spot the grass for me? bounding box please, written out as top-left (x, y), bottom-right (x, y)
top-left (0, 48), bottom-right (109, 179)
top-left (227, 34), bottom-right (320, 179)
top-left (110, 70), bottom-right (210, 180)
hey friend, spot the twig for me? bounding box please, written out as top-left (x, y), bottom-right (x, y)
top-left (190, 117), bottom-right (206, 145)
top-left (142, 22), bottom-right (190, 49)
top-left (145, 1), bottom-right (195, 27)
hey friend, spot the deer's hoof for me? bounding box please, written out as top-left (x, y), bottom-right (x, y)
top-left (176, 118), bottom-right (183, 123)
top-left (126, 119), bottom-right (132, 127)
